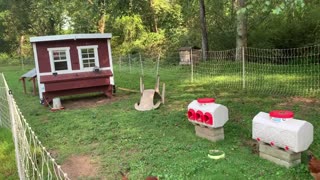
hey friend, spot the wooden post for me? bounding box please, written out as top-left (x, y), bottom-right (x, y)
top-left (31, 77), bottom-right (37, 95)
top-left (20, 78), bottom-right (27, 94)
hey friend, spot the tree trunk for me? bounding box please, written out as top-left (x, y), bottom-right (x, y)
top-left (49, 18), bottom-right (55, 35)
top-left (98, 14), bottom-right (106, 33)
top-left (98, 0), bottom-right (106, 33)
top-left (199, 0), bottom-right (208, 60)
top-left (235, 0), bottom-right (247, 60)
top-left (149, 0), bottom-right (158, 33)
top-left (47, 0), bottom-right (56, 35)
top-left (18, 35), bottom-right (25, 56)
top-left (19, 35), bottom-right (25, 70)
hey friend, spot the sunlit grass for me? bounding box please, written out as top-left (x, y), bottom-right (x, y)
top-left (0, 128), bottom-right (18, 179)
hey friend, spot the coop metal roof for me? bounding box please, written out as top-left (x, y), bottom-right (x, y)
top-left (21, 68), bottom-right (37, 78)
top-left (30, 33), bottom-right (112, 43)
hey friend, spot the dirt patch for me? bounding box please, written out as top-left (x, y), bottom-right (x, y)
top-left (61, 155), bottom-right (100, 179)
top-left (242, 139), bottom-right (259, 154)
top-left (291, 97), bottom-right (319, 104)
top-left (60, 93), bottom-right (130, 110)
top-left (276, 97), bottom-right (320, 114)
top-left (277, 97), bottom-right (320, 107)
top-left (48, 149), bottom-right (59, 159)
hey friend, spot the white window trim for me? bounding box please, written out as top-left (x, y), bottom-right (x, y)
top-left (47, 47), bottom-right (71, 73)
top-left (77, 45), bottom-right (99, 70)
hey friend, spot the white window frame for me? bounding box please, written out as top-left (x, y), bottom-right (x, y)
top-left (47, 47), bottom-right (71, 73)
top-left (77, 45), bottom-right (99, 70)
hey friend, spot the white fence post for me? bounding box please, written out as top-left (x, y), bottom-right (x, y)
top-left (242, 47), bottom-right (246, 89)
top-left (128, 54), bottom-right (131, 73)
top-left (156, 53), bottom-right (161, 77)
top-left (119, 56), bottom-right (122, 71)
top-left (191, 48), bottom-right (194, 83)
top-left (139, 53), bottom-right (144, 76)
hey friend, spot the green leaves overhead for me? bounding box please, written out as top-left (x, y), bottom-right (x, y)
top-left (0, 0), bottom-right (319, 57)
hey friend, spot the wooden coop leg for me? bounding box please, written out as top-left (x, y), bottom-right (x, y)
top-left (29, 77), bottom-right (37, 96)
top-left (20, 78), bottom-right (26, 94)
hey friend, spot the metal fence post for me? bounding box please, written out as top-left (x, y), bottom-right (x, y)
top-left (191, 48), bottom-right (194, 83)
top-left (128, 54), bottom-right (131, 73)
top-left (119, 56), bottom-right (122, 71)
top-left (139, 53), bottom-right (144, 76)
top-left (21, 57), bottom-right (24, 71)
top-left (242, 47), bottom-right (245, 89)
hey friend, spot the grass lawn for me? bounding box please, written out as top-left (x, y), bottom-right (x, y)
top-left (0, 64), bottom-right (319, 179)
top-left (0, 128), bottom-right (18, 179)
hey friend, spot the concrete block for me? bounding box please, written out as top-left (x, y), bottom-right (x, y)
top-left (195, 126), bottom-right (224, 142)
top-left (259, 142), bottom-right (301, 168)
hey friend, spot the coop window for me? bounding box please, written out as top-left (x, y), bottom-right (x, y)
top-left (77, 45), bottom-right (99, 69)
top-left (47, 47), bottom-right (71, 72)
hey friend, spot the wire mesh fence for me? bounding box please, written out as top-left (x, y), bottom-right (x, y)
top-left (193, 48), bottom-right (243, 90)
top-left (113, 52), bottom-right (191, 90)
top-left (0, 55), bottom-right (35, 67)
top-left (245, 46), bottom-right (320, 96)
top-left (0, 73), bottom-right (69, 180)
top-left (0, 75), bottom-right (11, 129)
top-left (114, 44), bottom-right (320, 97)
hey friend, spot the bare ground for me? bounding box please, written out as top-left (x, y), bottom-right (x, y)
top-left (60, 93), bottom-right (130, 110)
top-left (278, 97), bottom-right (320, 106)
top-left (61, 155), bottom-right (100, 179)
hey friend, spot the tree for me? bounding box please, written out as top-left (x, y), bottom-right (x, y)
top-left (234, 0), bottom-right (247, 60)
top-left (199, 0), bottom-right (208, 60)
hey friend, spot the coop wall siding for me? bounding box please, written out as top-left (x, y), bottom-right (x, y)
top-left (35, 39), bottom-right (111, 73)
top-left (44, 78), bottom-right (110, 92)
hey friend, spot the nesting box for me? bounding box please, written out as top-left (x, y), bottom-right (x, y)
top-left (187, 98), bottom-right (228, 128)
top-left (179, 47), bottom-right (201, 65)
top-left (252, 110), bottom-right (313, 153)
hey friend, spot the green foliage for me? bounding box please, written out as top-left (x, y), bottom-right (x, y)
top-left (0, 0), bottom-right (319, 57)
top-left (248, 1), bottom-right (320, 48)
top-left (111, 15), bottom-right (168, 56)
top-left (66, 0), bottom-right (101, 33)
top-left (0, 53), bottom-right (23, 65)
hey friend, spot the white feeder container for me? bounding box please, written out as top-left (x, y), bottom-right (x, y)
top-left (52, 97), bottom-right (62, 109)
top-left (252, 110), bottom-right (314, 153)
top-left (187, 98), bottom-right (229, 128)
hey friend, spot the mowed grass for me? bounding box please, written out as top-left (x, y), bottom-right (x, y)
top-left (0, 128), bottom-right (18, 179)
top-left (1, 64), bottom-right (319, 179)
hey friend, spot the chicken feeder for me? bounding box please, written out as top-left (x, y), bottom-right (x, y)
top-left (187, 98), bottom-right (228, 142)
top-left (252, 110), bottom-right (313, 153)
top-left (187, 98), bottom-right (228, 128)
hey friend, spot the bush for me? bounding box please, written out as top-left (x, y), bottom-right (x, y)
top-left (0, 53), bottom-right (9, 65)
top-left (0, 53), bottom-right (33, 66)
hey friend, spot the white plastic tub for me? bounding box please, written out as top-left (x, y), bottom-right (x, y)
top-left (252, 110), bottom-right (313, 153)
top-left (187, 98), bottom-right (228, 128)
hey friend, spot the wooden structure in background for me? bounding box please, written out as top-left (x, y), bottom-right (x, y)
top-left (179, 47), bottom-right (201, 65)
top-left (29, 34), bottom-right (115, 105)
top-left (19, 68), bottom-right (37, 95)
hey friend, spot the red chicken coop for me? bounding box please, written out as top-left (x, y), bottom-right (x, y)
top-left (30, 34), bottom-right (115, 105)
